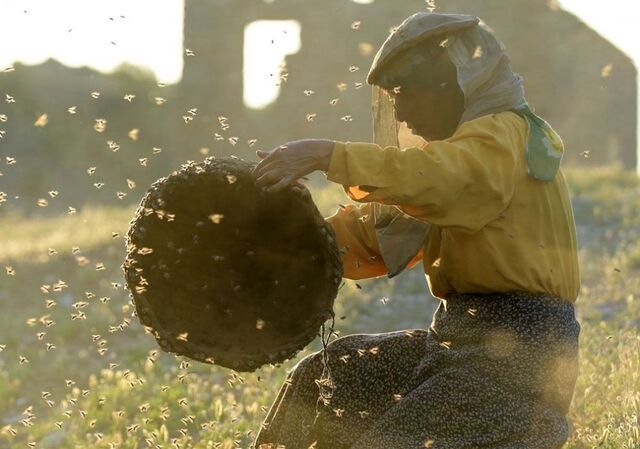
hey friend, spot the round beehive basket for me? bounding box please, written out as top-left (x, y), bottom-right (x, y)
top-left (122, 156), bottom-right (343, 372)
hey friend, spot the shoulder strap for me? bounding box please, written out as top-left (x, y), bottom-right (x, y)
top-left (510, 101), bottom-right (564, 182)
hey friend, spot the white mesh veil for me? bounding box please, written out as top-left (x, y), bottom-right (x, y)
top-left (370, 88), bottom-right (431, 278)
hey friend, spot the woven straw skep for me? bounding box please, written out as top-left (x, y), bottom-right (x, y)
top-left (122, 156), bottom-right (343, 372)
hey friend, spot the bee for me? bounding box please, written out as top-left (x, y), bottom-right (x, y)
top-left (34, 113), bottom-right (48, 127)
top-left (71, 311), bottom-right (87, 320)
top-left (94, 118), bottom-right (107, 132)
top-left (209, 214), bottom-right (224, 224)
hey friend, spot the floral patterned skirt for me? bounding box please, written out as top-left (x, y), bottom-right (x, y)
top-left (253, 291), bottom-right (581, 449)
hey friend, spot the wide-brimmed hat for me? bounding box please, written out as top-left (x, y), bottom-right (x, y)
top-left (367, 12), bottom-right (479, 85)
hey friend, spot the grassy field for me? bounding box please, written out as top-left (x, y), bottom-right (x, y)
top-left (0, 166), bottom-right (638, 448)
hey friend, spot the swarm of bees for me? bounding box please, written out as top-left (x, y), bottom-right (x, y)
top-left (0, 4), bottom-right (519, 448)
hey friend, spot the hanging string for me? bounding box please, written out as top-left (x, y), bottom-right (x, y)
top-left (311, 313), bottom-right (336, 429)
top-left (307, 280), bottom-right (343, 433)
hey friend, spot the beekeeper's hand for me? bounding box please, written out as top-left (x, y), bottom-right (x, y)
top-left (252, 139), bottom-right (334, 193)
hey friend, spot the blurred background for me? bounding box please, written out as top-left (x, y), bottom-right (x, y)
top-left (0, 0), bottom-right (638, 215)
top-left (0, 1), bottom-right (638, 448)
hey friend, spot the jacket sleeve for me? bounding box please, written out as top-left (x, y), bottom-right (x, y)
top-left (325, 114), bottom-right (520, 234)
top-left (325, 202), bottom-right (424, 280)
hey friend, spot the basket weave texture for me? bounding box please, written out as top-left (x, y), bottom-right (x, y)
top-left (122, 156), bottom-right (343, 372)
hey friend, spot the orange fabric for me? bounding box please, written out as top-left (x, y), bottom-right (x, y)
top-left (325, 202), bottom-right (423, 280)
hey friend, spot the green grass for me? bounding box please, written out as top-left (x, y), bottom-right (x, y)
top-left (0, 167), bottom-right (638, 448)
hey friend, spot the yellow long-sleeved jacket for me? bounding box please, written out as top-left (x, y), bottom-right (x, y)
top-left (324, 111), bottom-right (580, 303)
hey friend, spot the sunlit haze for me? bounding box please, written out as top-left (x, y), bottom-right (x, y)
top-left (0, 0), bottom-right (184, 84)
top-left (243, 20), bottom-right (301, 109)
top-left (0, 0), bottom-right (637, 149)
